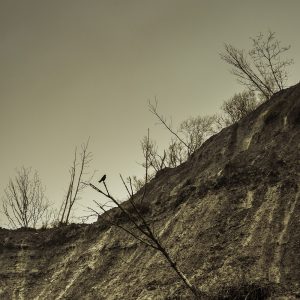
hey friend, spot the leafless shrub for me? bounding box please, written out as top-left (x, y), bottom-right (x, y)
top-left (221, 90), bottom-right (259, 125)
top-left (147, 99), bottom-right (216, 164)
top-left (166, 138), bottom-right (186, 168)
top-left (179, 115), bottom-right (217, 152)
top-left (130, 175), bottom-right (146, 193)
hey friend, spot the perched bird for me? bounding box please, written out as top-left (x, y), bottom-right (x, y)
top-left (98, 174), bottom-right (106, 183)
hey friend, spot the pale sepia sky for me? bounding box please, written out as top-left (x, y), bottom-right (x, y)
top-left (1, 0), bottom-right (299, 226)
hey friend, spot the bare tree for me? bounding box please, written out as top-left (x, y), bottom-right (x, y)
top-left (59, 139), bottom-right (93, 225)
top-left (179, 115), bottom-right (217, 153)
top-left (88, 132), bottom-right (205, 299)
top-left (221, 90), bottom-right (259, 125)
top-left (2, 167), bottom-right (50, 229)
top-left (149, 100), bottom-right (216, 158)
top-left (220, 31), bottom-right (293, 100)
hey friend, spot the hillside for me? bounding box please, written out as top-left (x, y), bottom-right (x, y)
top-left (0, 83), bottom-right (300, 299)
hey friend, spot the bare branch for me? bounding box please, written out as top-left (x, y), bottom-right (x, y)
top-left (148, 100), bottom-right (191, 152)
top-left (59, 138), bottom-right (93, 225)
top-left (88, 130), bottom-right (205, 298)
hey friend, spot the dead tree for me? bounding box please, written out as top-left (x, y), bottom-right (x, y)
top-left (220, 31), bottom-right (293, 100)
top-left (59, 139), bottom-right (92, 225)
top-left (88, 131), bottom-right (206, 299)
top-left (2, 167), bottom-right (50, 228)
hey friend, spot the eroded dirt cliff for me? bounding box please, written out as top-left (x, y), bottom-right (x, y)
top-left (1, 84), bottom-right (300, 299)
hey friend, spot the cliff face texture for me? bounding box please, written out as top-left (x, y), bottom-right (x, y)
top-left (0, 84), bottom-right (300, 299)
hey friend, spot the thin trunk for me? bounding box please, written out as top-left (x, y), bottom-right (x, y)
top-left (158, 246), bottom-right (205, 299)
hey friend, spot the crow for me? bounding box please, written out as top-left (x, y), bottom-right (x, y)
top-left (98, 174), bottom-right (106, 183)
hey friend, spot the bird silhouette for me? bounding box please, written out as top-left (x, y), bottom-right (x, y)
top-left (98, 174), bottom-right (106, 183)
